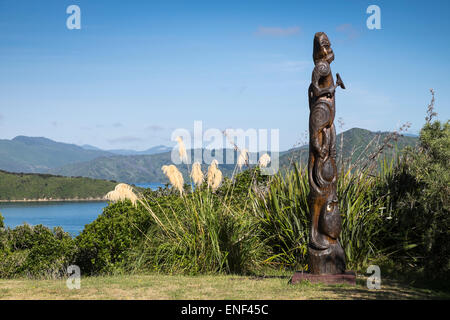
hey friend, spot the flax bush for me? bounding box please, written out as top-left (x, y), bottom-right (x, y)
top-left (126, 169), bottom-right (270, 275)
top-left (251, 161), bottom-right (391, 271)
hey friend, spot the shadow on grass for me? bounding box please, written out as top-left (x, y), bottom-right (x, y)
top-left (370, 260), bottom-right (450, 296)
top-left (230, 269), bottom-right (450, 300)
top-left (311, 277), bottom-right (449, 300)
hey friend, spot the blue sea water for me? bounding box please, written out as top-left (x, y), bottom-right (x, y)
top-left (0, 182), bottom-right (165, 237)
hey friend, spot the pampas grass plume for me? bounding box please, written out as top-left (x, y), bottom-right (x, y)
top-left (105, 183), bottom-right (138, 206)
top-left (258, 153), bottom-right (271, 168)
top-left (191, 162), bottom-right (204, 186)
top-left (237, 148), bottom-right (248, 169)
top-left (162, 164), bottom-right (184, 195)
top-left (211, 168), bottom-right (222, 192)
top-left (207, 160), bottom-right (223, 192)
top-left (176, 136), bottom-right (188, 163)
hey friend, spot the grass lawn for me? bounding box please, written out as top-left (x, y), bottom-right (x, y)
top-left (0, 273), bottom-right (449, 300)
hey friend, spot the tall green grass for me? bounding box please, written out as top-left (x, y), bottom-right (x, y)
top-left (251, 160), bottom-right (394, 271)
top-left (128, 172), bottom-right (269, 275)
top-left (128, 159), bottom-right (396, 275)
top-left (250, 165), bottom-right (309, 268)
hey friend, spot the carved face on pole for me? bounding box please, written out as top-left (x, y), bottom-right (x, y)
top-left (318, 192), bottom-right (341, 240)
top-left (313, 32), bottom-right (334, 64)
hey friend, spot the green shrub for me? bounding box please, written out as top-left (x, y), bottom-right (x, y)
top-left (375, 118), bottom-right (449, 279)
top-left (0, 223), bottom-right (76, 278)
top-left (75, 200), bottom-right (153, 275)
top-left (0, 212), bottom-right (5, 252)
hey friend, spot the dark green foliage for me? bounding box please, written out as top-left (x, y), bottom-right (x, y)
top-left (251, 165), bottom-right (309, 268)
top-left (375, 118), bottom-right (449, 280)
top-left (75, 201), bottom-right (153, 275)
top-left (0, 222), bottom-right (76, 278)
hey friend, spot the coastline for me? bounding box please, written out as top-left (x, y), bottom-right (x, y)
top-left (0, 197), bottom-right (107, 203)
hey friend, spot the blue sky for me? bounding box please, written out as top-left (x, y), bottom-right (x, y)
top-left (0, 0), bottom-right (449, 151)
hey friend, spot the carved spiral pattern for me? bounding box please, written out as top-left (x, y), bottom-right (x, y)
top-left (316, 61), bottom-right (330, 77)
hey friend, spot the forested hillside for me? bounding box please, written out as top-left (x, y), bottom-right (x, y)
top-left (0, 170), bottom-right (118, 201)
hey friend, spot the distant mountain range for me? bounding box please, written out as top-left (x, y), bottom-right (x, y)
top-left (0, 136), bottom-right (174, 173)
top-left (0, 136), bottom-right (113, 173)
top-left (0, 128), bottom-right (419, 183)
top-left (81, 144), bottom-right (172, 156)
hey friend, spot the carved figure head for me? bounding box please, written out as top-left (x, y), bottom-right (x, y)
top-left (313, 32), bottom-right (334, 64)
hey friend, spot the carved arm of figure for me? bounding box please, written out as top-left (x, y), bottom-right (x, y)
top-left (311, 60), bottom-right (336, 98)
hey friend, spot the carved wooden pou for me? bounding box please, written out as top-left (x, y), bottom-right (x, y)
top-left (307, 32), bottom-right (346, 274)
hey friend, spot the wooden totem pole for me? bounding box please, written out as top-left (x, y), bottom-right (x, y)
top-left (307, 32), bottom-right (346, 275)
